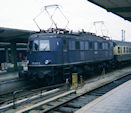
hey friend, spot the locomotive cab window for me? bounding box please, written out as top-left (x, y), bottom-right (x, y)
top-left (40, 40), bottom-right (50, 51)
top-left (28, 40), bottom-right (33, 51)
top-left (28, 40), bottom-right (39, 51)
top-left (34, 40), bottom-right (39, 51)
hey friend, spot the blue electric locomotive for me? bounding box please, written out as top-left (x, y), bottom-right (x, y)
top-left (19, 4), bottom-right (131, 85)
top-left (20, 29), bottom-right (114, 84)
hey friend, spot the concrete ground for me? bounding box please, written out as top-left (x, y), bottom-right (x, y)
top-left (75, 80), bottom-right (131, 113)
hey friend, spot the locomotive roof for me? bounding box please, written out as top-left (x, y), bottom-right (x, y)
top-left (30, 31), bottom-right (110, 42)
top-left (113, 40), bottom-right (131, 46)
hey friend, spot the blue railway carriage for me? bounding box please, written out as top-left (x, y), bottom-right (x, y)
top-left (113, 40), bottom-right (131, 62)
top-left (23, 31), bottom-right (114, 83)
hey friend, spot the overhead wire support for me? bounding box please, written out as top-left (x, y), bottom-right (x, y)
top-left (93, 21), bottom-right (109, 38)
top-left (33, 4), bottom-right (69, 32)
top-left (33, 11), bottom-right (43, 31)
top-left (44, 5), bottom-right (58, 29)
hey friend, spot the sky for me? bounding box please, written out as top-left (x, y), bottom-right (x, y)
top-left (0, 0), bottom-right (131, 41)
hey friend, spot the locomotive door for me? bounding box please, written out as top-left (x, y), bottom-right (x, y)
top-left (63, 39), bottom-right (69, 63)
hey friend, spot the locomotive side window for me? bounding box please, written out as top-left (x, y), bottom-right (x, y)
top-left (110, 42), bottom-right (113, 48)
top-left (102, 43), bottom-right (108, 50)
top-left (94, 42), bottom-right (98, 50)
top-left (102, 43), bottom-right (105, 49)
top-left (99, 42), bottom-right (102, 49)
top-left (89, 42), bottom-right (93, 49)
top-left (105, 43), bottom-right (108, 49)
top-left (106, 43), bottom-right (109, 49)
top-left (69, 41), bottom-right (75, 50)
top-left (75, 41), bottom-right (80, 50)
top-left (80, 42), bottom-right (84, 50)
top-left (85, 42), bottom-right (89, 50)
top-left (108, 43), bottom-right (110, 49)
top-left (40, 40), bottom-right (50, 51)
top-left (63, 40), bottom-right (67, 51)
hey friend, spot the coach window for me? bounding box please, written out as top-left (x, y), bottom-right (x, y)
top-left (120, 47), bottom-right (122, 53)
top-left (126, 47), bottom-right (128, 53)
top-left (63, 40), bottom-right (67, 51)
top-left (123, 47), bottom-right (125, 53)
top-left (129, 47), bottom-right (131, 53)
top-left (75, 41), bottom-right (80, 50)
top-left (118, 47), bottom-right (120, 54)
top-left (85, 42), bottom-right (89, 50)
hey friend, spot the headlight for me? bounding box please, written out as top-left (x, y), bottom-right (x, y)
top-left (45, 60), bottom-right (51, 64)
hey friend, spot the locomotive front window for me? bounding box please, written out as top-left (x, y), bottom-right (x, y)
top-left (40, 40), bottom-right (50, 51)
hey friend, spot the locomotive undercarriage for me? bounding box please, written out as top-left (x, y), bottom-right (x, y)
top-left (19, 60), bottom-right (113, 85)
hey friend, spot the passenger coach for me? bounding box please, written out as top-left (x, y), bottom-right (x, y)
top-left (113, 40), bottom-right (131, 62)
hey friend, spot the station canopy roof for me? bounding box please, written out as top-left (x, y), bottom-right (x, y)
top-left (0, 27), bottom-right (35, 43)
top-left (88, 0), bottom-right (131, 21)
top-left (1, 0), bottom-right (131, 44)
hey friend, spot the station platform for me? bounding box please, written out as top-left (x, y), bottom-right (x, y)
top-left (0, 70), bottom-right (7, 74)
top-left (0, 71), bottom-right (18, 82)
top-left (76, 80), bottom-right (131, 113)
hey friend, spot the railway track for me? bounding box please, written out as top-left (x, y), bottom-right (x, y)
top-left (0, 78), bottom-right (32, 96)
top-left (0, 83), bottom-right (65, 112)
top-left (16, 74), bottom-right (131, 113)
top-left (1, 66), bottom-right (131, 113)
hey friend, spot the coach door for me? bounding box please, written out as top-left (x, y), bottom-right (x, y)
top-left (63, 39), bottom-right (69, 63)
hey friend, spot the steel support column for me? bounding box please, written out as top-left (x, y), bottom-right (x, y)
top-left (11, 43), bottom-right (17, 71)
top-left (5, 47), bottom-right (9, 63)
